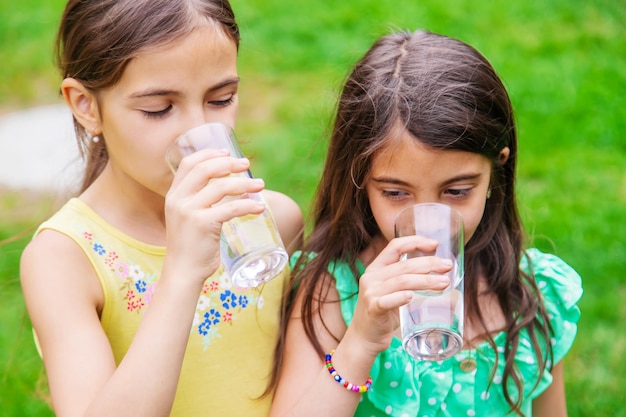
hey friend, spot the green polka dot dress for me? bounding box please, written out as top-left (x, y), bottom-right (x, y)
top-left (326, 248), bottom-right (582, 417)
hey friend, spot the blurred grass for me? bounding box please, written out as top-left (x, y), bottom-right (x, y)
top-left (1, 0), bottom-right (624, 415)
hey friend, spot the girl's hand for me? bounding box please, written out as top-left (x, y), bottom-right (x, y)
top-left (349, 235), bottom-right (452, 356)
top-left (163, 148), bottom-right (266, 287)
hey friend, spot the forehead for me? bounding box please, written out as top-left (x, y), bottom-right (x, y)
top-left (117, 23), bottom-right (237, 90)
top-left (371, 133), bottom-right (492, 180)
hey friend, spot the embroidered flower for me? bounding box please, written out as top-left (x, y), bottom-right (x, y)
top-left (127, 296), bottom-right (145, 312)
top-left (135, 279), bottom-right (147, 293)
top-left (206, 309), bottom-right (221, 325)
top-left (196, 294), bottom-right (210, 311)
top-left (93, 243), bottom-right (106, 255)
top-left (209, 280), bottom-right (220, 292)
top-left (238, 295), bottom-right (249, 308)
top-left (83, 232), bottom-right (93, 242)
top-left (129, 264), bottom-right (145, 281)
top-left (220, 273), bottom-right (231, 289)
top-left (198, 318), bottom-right (211, 336)
top-left (104, 251), bottom-right (119, 267)
top-left (144, 284), bottom-right (155, 305)
top-left (220, 290), bottom-right (238, 309)
top-left (114, 261), bottom-right (129, 278)
top-left (223, 311), bottom-right (233, 323)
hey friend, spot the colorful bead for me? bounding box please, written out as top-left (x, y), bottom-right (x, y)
top-left (324, 349), bottom-right (373, 394)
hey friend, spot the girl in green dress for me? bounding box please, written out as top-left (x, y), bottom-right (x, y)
top-left (269, 30), bottom-right (581, 417)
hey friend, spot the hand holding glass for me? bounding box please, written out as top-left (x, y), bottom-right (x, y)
top-left (395, 203), bottom-right (464, 361)
top-left (166, 123), bottom-right (288, 288)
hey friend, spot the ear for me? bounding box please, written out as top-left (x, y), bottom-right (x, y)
top-left (498, 146), bottom-right (510, 165)
top-left (61, 78), bottom-right (101, 135)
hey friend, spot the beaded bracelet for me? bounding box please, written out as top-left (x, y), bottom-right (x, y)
top-left (324, 349), bottom-right (373, 393)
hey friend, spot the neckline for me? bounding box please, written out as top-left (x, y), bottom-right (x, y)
top-left (70, 198), bottom-right (166, 255)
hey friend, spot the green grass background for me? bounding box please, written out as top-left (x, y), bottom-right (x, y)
top-left (1, 0), bottom-right (624, 415)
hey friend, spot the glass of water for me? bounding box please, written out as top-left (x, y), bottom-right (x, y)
top-left (166, 122), bottom-right (288, 288)
top-left (395, 203), bottom-right (465, 361)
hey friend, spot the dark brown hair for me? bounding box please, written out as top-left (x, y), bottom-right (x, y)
top-left (273, 30), bottom-right (552, 415)
top-left (55, 0), bottom-right (240, 192)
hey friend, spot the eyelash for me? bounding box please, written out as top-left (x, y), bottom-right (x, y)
top-left (381, 188), bottom-right (473, 200)
top-left (381, 190), bottom-right (408, 200)
top-left (141, 95), bottom-right (235, 119)
top-left (142, 105), bottom-right (172, 119)
top-left (211, 95), bottom-right (235, 107)
top-left (444, 188), bottom-right (472, 198)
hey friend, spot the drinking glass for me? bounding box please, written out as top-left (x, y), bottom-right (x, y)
top-left (166, 123), bottom-right (288, 288)
top-left (395, 203), bottom-right (464, 361)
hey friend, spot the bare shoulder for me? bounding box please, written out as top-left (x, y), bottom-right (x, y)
top-left (21, 229), bottom-right (117, 414)
top-left (20, 229), bottom-right (104, 318)
top-left (261, 189), bottom-right (304, 252)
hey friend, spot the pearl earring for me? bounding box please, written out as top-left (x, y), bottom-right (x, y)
top-left (90, 128), bottom-right (100, 143)
top-left (486, 188), bottom-right (492, 199)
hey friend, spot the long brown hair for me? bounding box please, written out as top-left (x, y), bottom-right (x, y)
top-left (273, 30), bottom-right (552, 415)
top-left (55, 0), bottom-right (240, 193)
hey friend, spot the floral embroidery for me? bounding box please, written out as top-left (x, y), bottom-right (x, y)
top-left (193, 278), bottom-right (259, 350)
top-left (114, 261), bottom-right (129, 278)
top-left (83, 229), bottom-right (263, 351)
top-left (223, 311), bottom-right (233, 323)
top-left (93, 243), bottom-right (106, 255)
top-left (104, 251), bottom-right (119, 267)
top-left (221, 290), bottom-right (238, 309)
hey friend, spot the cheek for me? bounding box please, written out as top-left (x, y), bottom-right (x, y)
top-left (368, 199), bottom-right (397, 241)
top-left (379, 213), bottom-right (398, 241)
top-left (461, 208), bottom-right (486, 244)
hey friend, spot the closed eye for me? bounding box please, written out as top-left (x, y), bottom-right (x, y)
top-left (209, 94), bottom-right (235, 107)
top-left (142, 105), bottom-right (172, 119)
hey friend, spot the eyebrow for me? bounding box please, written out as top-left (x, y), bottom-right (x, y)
top-left (128, 76), bottom-right (240, 99)
top-left (372, 173), bottom-right (483, 187)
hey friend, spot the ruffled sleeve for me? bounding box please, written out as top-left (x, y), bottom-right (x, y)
top-left (327, 259), bottom-right (362, 326)
top-left (290, 253), bottom-right (365, 326)
top-left (521, 248), bottom-right (583, 366)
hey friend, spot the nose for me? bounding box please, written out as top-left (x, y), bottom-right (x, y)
top-left (185, 108), bottom-right (212, 131)
top-left (182, 109), bottom-right (237, 134)
top-left (413, 197), bottom-right (442, 206)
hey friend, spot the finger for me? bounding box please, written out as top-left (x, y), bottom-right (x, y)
top-left (400, 256), bottom-right (454, 274)
top-left (171, 156), bottom-right (251, 193)
top-left (375, 291), bottom-right (414, 311)
top-left (367, 236), bottom-right (439, 269)
top-left (195, 176), bottom-right (266, 208)
top-left (363, 255), bottom-right (452, 288)
top-left (172, 147), bottom-right (230, 177)
top-left (201, 197), bottom-right (267, 224)
top-left (376, 272), bottom-right (450, 294)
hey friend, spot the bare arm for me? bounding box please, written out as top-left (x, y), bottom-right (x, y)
top-left (532, 361), bottom-right (568, 417)
top-left (21, 151), bottom-right (268, 417)
top-left (21, 229), bottom-right (205, 417)
top-left (262, 189), bottom-right (303, 253)
top-left (269, 236), bottom-right (453, 417)
top-left (270, 275), bottom-right (376, 417)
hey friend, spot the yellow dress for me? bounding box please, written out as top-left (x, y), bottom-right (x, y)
top-left (36, 198), bottom-right (287, 416)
